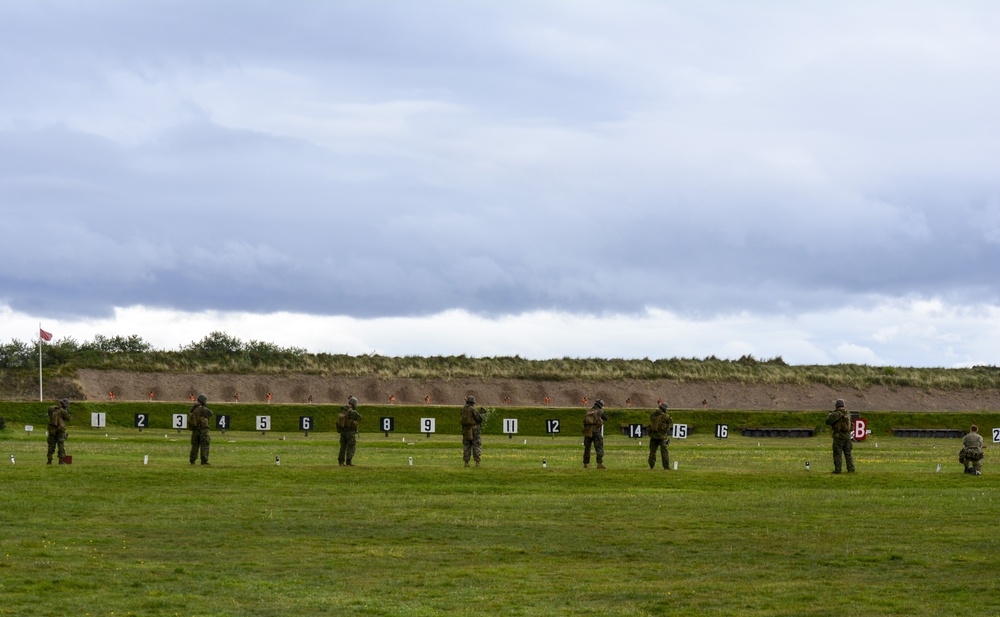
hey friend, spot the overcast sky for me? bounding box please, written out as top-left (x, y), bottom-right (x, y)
top-left (3, 1), bottom-right (1000, 367)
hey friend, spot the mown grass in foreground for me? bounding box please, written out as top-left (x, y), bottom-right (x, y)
top-left (1, 429), bottom-right (997, 616)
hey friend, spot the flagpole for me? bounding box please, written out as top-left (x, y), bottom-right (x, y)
top-left (38, 322), bottom-right (43, 401)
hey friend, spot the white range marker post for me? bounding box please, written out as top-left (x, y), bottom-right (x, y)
top-left (257, 416), bottom-right (271, 436)
top-left (381, 417), bottom-right (395, 437)
top-left (172, 413), bottom-right (187, 433)
top-left (503, 418), bottom-right (518, 440)
top-left (421, 418), bottom-right (436, 439)
top-left (546, 419), bottom-right (560, 439)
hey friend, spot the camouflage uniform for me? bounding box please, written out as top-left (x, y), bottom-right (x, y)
top-left (960, 427), bottom-right (984, 475)
top-left (337, 397), bottom-right (362, 466)
top-left (825, 400), bottom-right (854, 473)
top-left (46, 399), bottom-right (71, 464)
top-left (648, 403), bottom-right (673, 470)
top-left (583, 400), bottom-right (609, 469)
top-left (188, 395), bottom-right (213, 465)
top-left (461, 396), bottom-right (484, 467)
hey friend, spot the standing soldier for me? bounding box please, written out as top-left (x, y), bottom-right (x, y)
top-left (960, 425), bottom-right (985, 475)
top-left (825, 399), bottom-right (854, 473)
top-left (583, 399), bottom-right (609, 469)
top-left (337, 396), bottom-right (362, 466)
top-left (46, 398), bottom-right (71, 464)
top-left (189, 394), bottom-right (213, 465)
top-left (461, 395), bottom-right (484, 468)
top-left (648, 402), bottom-right (673, 470)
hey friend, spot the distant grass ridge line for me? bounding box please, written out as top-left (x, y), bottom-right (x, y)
top-left (4, 330), bottom-right (1000, 389)
top-left (0, 401), bottom-right (994, 436)
top-left (7, 357), bottom-right (1000, 391)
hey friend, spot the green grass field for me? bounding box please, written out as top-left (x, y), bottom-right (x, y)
top-left (1, 425), bottom-right (997, 616)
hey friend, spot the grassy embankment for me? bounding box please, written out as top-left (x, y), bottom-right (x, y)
top-left (1, 425), bottom-right (997, 616)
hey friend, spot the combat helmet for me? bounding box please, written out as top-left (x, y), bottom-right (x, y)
top-left (835, 399), bottom-right (845, 409)
top-left (466, 395), bottom-right (476, 405)
top-left (197, 394), bottom-right (208, 404)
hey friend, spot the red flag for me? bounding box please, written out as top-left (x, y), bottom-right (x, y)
top-left (39, 328), bottom-right (53, 342)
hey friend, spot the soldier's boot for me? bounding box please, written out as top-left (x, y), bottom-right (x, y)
top-left (346, 461), bottom-right (354, 466)
top-left (475, 461), bottom-right (480, 467)
top-left (47, 460), bottom-right (52, 465)
top-left (583, 463), bottom-right (589, 469)
top-left (201, 462), bottom-right (210, 466)
top-left (597, 463), bottom-right (607, 469)
top-left (974, 470), bottom-right (982, 476)
top-left (831, 469), bottom-right (841, 474)
top-left (464, 462), bottom-right (470, 468)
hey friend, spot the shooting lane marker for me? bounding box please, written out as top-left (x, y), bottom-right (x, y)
top-left (380, 417), bottom-right (395, 437)
top-left (420, 417), bottom-right (436, 439)
top-left (299, 416), bottom-right (313, 437)
top-left (172, 413), bottom-right (187, 433)
top-left (503, 418), bottom-right (518, 440)
top-left (546, 419), bottom-right (560, 439)
top-left (256, 415), bottom-right (271, 435)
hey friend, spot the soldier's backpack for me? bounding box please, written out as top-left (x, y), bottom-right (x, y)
top-left (336, 408), bottom-right (350, 433)
top-left (650, 413), bottom-right (669, 434)
top-left (460, 406), bottom-right (477, 440)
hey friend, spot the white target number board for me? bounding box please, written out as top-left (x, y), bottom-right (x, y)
top-left (172, 413), bottom-right (188, 430)
top-left (503, 419), bottom-right (518, 434)
top-left (256, 416), bottom-right (271, 431)
top-left (91, 412), bottom-right (106, 428)
top-left (420, 418), bottom-right (436, 434)
top-left (993, 428), bottom-right (1000, 443)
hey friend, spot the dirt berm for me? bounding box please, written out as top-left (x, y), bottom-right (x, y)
top-left (74, 369), bottom-right (1000, 411)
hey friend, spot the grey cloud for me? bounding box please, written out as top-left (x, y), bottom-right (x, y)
top-left (3, 2), bottom-right (1000, 321)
